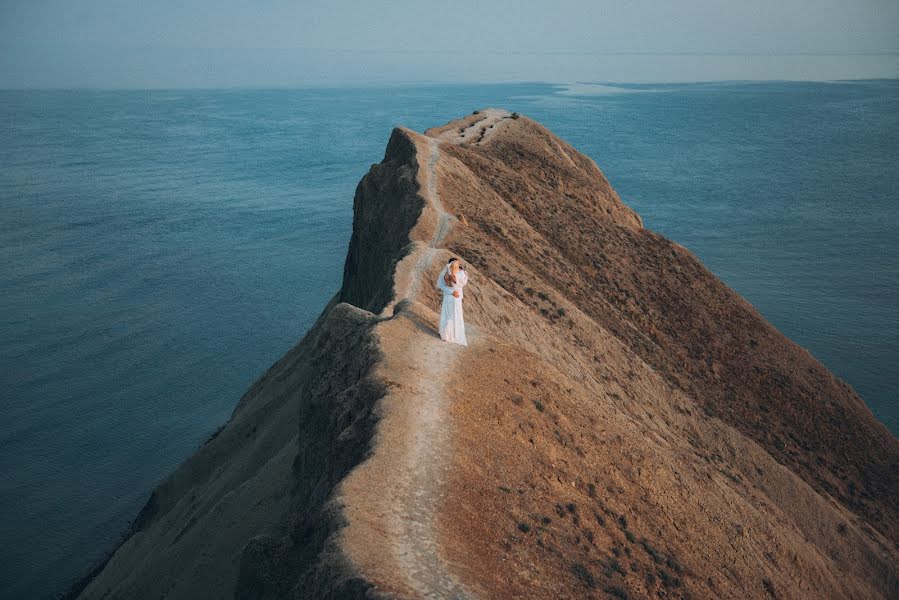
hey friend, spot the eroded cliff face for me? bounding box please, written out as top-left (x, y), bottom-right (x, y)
top-left (75, 109), bottom-right (898, 600)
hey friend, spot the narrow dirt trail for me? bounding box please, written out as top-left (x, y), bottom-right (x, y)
top-left (383, 135), bottom-right (479, 599)
top-left (386, 335), bottom-right (475, 600)
top-left (403, 138), bottom-right (453, 304)
top-left (433, 108), bottom-right (511, 147)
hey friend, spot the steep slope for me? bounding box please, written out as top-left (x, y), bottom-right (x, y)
top-left (74, 109), bottom-right (898, 600)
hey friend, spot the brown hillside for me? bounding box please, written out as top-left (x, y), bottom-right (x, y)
top-left (74, 108), bottom-right (898, 600)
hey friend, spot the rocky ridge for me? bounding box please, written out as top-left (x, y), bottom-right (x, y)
top-left (73, 108), bottom-right (898, 600)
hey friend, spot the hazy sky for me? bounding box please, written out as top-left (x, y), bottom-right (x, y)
top-left (2, 0), bottom-right (897, 88)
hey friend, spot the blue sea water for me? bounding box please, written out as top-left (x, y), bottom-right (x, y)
top-left (1, 81), bottom-right (896, 599)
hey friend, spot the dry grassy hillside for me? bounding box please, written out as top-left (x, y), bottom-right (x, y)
top-left (73, 109), bottom-right (898, 600)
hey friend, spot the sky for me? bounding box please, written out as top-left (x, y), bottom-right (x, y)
top-left (1, 0), bottom-right (897, 88)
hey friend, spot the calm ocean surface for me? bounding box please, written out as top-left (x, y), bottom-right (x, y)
top-left (1, 81), bottom-right (897, 598)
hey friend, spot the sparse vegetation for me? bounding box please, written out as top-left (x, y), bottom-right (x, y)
top-left (605, 557), bottom-right (625, 576)
top-left (657, 568), bottom-right (681, 587)
top-left (571, 562), bottom-right (595, 588)
top-left (640, 538), bottom-right (663, 564)
top-left (665, 555), bottom-right (683, 575)
top-left (517, 522), bottom-right (531, 533)
top-left (603, 585), bottom-right (629, 599)
top-left (533, 399), bottom-right (545, 412)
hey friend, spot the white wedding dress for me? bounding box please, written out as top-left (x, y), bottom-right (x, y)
top-left (436, 265), bottom-right (468, 346)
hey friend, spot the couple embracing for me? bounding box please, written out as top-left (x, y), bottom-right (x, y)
top-left (436, 257), bottom-right (468, 346)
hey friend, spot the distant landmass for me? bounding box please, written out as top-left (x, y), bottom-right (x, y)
top-left (71, 109), bottom-right (898, 599)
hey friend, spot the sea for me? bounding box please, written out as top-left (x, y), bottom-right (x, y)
top-left (1, 80), bottom-right (897, 599)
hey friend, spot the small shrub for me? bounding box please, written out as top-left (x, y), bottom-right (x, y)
top-left (607, 557), bottom-right (625, 575)
top-left (640, 538), bottom-right (662, 564)
top-left (603, 586), bottom-right (628, 599)
top-left (571, 563), bottom-right (595, 588)
top-left (510, 112), bottom-right (520, 119)
top-left (533, 399), bottom-right (545, 412)
top-left (517, 522), bottom-right (531, 533)
top-left (665, 555), bottom-right (683, 575)
top-left (657, 568), bottom-right (681, 587)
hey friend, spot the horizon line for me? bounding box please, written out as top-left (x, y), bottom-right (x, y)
top-left (2, 77), bottom-right (898, 93)
top-left (4, 43), bottom-right (898, 56)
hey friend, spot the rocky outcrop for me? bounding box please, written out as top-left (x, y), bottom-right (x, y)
top-left (74, 109), bottom-right (898, 600)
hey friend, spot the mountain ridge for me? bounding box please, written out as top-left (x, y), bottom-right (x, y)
top-left (72, 108), bottom-right (898, 600)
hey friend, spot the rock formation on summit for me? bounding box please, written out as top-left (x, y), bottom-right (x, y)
top-left (73, 108), bottom-right (898, 600)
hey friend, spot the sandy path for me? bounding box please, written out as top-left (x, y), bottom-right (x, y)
top-left (435, 108), bottom-right (511, 146)
top-left (403, 138), bottom-right (452, 304)
top-left (386, 334), bottom-right (475, 599)
top-left (382, 136), bottom-right (478, 598)
top-left (428, 138), bottom-right (454, 246)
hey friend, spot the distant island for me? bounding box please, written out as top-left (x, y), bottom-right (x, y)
top-left (71, 109), bottom-right (898, 600)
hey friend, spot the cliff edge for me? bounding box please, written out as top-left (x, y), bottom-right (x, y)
top-left (74, 109), bottom-right (898, 600)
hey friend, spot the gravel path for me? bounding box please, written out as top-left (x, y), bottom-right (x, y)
top-left (386, 135), bottom-right (478, 599)
top-left (436, 108), bottom-right (512, 146)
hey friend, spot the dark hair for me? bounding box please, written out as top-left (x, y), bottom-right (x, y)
top-left (447, 257), bottom-right (464, 270)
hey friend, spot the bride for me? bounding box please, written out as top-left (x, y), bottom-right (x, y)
top-left (436, 257), bottom-right (468, 346)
